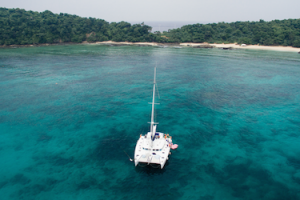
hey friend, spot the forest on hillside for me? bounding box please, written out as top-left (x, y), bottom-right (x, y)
top-left (0, 7), bottom-right (168, 45)
top-left (163, 19), bottom-right (300, 47)
top-left (1, 7), bottom-right (300, 47)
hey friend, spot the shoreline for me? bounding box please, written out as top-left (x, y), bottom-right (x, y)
top-left (180, 43), bottom-right (300, 52)
top-left (1, 41), bottom-right (300, 53)
top-left (95, 41), bottom-right (300, 52)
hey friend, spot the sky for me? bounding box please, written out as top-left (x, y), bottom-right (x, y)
top-left (2, 0), bottom-right (300, 23)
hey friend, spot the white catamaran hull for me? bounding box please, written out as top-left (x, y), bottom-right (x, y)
top-left (134, 132), bottom-right (172, 169)
top-left (134, 67), bottom-right (174, 169)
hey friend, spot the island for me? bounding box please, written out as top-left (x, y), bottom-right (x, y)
top-left (0, 7), bottom-right (300, 51)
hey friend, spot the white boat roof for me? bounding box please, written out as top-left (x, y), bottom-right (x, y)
top-left (135, 132), bottom-right (171, 167)
top-left (141, 132), bottom-right (166, 149)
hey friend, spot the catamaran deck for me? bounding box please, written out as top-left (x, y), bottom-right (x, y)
top-left (134, 132), bottom-right (172, 168)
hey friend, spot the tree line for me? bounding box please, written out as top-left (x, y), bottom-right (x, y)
top-left (0, 7), bottom-right (168, 45)
top-left (0, 7), bottom-right (300, 47)
top-left (163, 19), bottom-right (300, 47)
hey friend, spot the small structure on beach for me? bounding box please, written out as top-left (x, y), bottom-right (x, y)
top-left (241, 44), bottom-right (247, 47)
top-left (193, 44), bottom-right (214, 48)
top-left (222, 47), bottom-right (233, 50)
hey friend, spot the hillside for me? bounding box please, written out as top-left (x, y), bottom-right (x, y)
top-left (163, 19), bottom-right (300, 47)
top-left (1, 7), bottom-right (300, 47)
top-left (0, 7), bottom-right (167, 45)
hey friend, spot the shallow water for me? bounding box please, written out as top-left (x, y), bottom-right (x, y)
top-left (1, 45), bottom-right (300, 199)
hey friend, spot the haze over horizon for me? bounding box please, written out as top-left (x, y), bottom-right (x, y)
top-left (2, 0), bottom-right (300, 23)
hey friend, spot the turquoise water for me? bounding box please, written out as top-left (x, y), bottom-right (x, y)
top-left (1, 45), bottom-right (300, 199)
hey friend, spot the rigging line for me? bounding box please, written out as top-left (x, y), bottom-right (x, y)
top-left (155, 104), bottom-right (157, 124)
top-left (123, 150), bottom-right (134, 161)
top-left (141, 127), bottom-right (145, 135)
top-left (156, 83), bottom-right (160, 99)
top-left (155, 62), bottom-right (160, 99)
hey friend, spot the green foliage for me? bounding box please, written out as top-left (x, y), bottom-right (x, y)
top-left (1, 7), bottom-right (300, 47)
top-left (164, 19), bottom-right (300, 47)
top-left (0, 7), bottom-right (158, 45)
top-left (293, 38), bottom-right (300, 47)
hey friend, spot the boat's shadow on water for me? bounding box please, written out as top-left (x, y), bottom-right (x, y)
top-left (134, 161), bottom-right (170, 174)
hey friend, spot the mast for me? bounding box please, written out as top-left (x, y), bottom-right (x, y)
top-left (150, 67), bottom-right (156, 134)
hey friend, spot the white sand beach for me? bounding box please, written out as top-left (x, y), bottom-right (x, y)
top-left (180, 43), bottom-right (300, 52)
top-left (95, 41), bottom-right (300, 52)
top-left (95, 41), bottom-right (158, 46)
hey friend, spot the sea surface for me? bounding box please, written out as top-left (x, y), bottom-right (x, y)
top-left (1, 44), bottom-right (300, 200)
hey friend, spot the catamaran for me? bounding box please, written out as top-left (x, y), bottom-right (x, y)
top-left (134, 67), bottom-right (177, 169)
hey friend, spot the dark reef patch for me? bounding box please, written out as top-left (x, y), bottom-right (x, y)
top-left (287, 156), bottom-right (300, 169)
top-left (77, 176), bottom-right (98, 190)
top-left (207, 160), bottom-right (298, 199)
top-left (10, 173), bottom-right (31, 185)
top-left (32, 154), bottom-right (75, 167)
